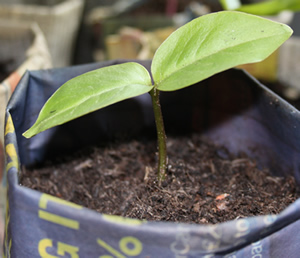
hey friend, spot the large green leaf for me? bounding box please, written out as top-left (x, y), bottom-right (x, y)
top-left (151, 11), bottom-right (293, 91)
top-left (23, 62), bottom-right (153, 138)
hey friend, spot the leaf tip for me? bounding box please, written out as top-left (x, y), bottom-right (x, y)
top-left (22, 130), bottom-right (32, 139)
top-left (22, 125), bottom-right (39, 138)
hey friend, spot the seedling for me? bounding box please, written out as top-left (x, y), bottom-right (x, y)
top-left (220, 0), bottom-right (300, 15)
top-left (23, 11), bottom-right (292, 184)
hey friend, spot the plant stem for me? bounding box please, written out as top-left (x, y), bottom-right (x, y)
top-left (150, 87), bottom-right (167, 184)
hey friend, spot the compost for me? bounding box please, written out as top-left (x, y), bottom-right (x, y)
top-left (22, 134), bottom-right (300, 224)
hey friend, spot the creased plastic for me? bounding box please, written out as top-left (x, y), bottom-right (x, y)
top-left (4, 60), bottom-right (300, 257)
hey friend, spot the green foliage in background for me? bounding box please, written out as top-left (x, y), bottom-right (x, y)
top-left (220, 0), bottom-right (300, 15)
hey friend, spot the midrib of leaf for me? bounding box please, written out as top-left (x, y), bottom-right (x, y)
top-left (174, 26), bottom-right (213, 68)
top-left (155, 25), bottom-right (213, 84)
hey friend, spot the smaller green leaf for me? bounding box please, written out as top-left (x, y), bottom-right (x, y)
top-left (23, 62), bottom-right (153, 138)
top-left (219, 0), bottom-right (241, 10)
top-left (221, 0), bottom-right (300, 15)
top-left (151, 11), bottom-right (293, 91)
top-left (235, 0), bottom-right (288, 15)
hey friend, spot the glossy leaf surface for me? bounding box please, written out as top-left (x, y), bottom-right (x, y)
top-left (23, 62), bottom-right (153, 138)
top-left (151, 11), bottom-right (293, 91)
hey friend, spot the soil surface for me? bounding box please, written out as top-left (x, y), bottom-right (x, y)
top-left (21, 134), bottom-right (300, 224)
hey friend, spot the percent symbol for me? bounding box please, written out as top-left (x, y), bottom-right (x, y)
top-left (98, 236), bottom-right (143, 258)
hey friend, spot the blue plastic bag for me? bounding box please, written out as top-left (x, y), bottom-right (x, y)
top-left (4, 60), bottom-right (300, 257)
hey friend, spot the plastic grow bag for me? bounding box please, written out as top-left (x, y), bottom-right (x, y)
top-left (4, 60), bottom-right (300, 257)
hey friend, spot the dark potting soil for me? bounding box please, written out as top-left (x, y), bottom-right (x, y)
top-left (21, 134), bottom-right (300, 224)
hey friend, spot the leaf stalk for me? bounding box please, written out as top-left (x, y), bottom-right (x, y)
top-left (150, 87), bottom-right (167, 184)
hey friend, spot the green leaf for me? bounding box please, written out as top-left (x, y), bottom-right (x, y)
top-left (151, 11), bottom-right (293, 91)
top-left (221, 0), bottom-right (300, 15)
top-left (23, 62), bottom-right (153, 138)
top-left (235, 0), bottom-right (299, 15)
top-left (219, 0), bottom-right (242, 10)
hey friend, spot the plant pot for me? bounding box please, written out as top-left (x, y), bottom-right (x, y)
top-left (0, 0), bottom-right (84, 67)
top-left (4, 60), bottom-right (300, 257)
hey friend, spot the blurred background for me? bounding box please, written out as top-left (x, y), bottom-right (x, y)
top-left (0, 0), bottom-right (299, 255)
